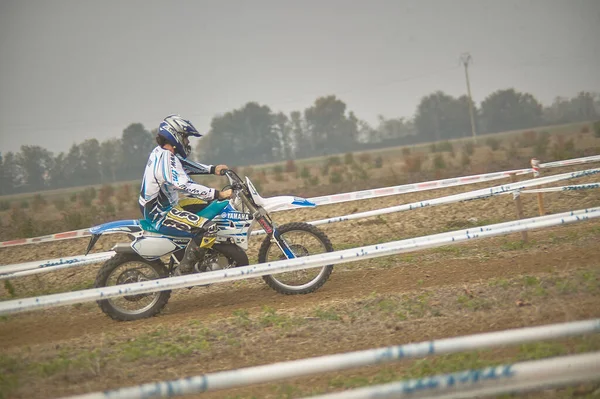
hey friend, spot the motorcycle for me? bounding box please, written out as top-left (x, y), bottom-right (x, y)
top-left (86, 169), bottom-right (334, 321)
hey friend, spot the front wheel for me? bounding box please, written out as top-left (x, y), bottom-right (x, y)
top-left (94, 254), bottom-right (171, 322)
top-left (258, 222), bottom-right (334, 295)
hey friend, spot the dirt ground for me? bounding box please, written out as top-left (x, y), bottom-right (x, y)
top-left (1, 167), bottom-right (600, 399)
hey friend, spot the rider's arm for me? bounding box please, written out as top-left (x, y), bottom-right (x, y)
top-left (176, 155), bottom-right (216, 175)
top-left (165, 153), bottom-right (219, 200)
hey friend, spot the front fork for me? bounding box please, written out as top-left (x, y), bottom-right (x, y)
top-left (238, 193), bottom-right (297, 260)
top-left (255, 212), bottom-right (296, 260)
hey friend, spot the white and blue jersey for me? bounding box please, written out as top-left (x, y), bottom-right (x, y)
top-left (138, 146), bottom-right (216, 225)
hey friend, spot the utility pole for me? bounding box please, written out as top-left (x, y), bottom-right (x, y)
top-left (460, 53), bottom-right (477, 143)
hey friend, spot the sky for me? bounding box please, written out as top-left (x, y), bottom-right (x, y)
top-left (1, 0), bottom-right (599, 154)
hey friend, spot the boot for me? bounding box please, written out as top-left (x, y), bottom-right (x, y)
top-left (174, 239), bottom-right (206, 276)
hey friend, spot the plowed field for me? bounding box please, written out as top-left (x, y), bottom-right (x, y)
top-left (1, 169), bottom-right (600, 399)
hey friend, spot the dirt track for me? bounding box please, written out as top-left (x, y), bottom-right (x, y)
top-left (1, 171), bottom-right (600, 398)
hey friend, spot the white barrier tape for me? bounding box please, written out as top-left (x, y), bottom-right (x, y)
top-left (305, 352), bottom-right (600, 399)
top-left (3, 167), bottom-right (599, 277)
top-left (60, 319), bottom-right (600, 399)
top-left (0, 228), bottom-right (91, 248)
top-left (1, 205), bottom-right (599, 316)
top-left (295, 154), bottom-right (600, 211)
top-left (539, 154), bottom-right (600, 169)
top-left (4, 207), bottom-right (599, 280)
top-left (521, 182), bottom-right (600, 194)
top-left (0, 252), bottom-right (115, 280)
top-left (0, 169), bottom-right (531, 249)
top-left (2, 154), bottom-right (598, 249)
top-left (0, 251), bottom-right (114, 276)
top-left (274, 167), bottom-right (532, 211)
top-left (250, 168), bottom-right (600, 235)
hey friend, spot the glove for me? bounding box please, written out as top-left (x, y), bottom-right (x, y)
top-left (218, 189), bottom-right (233, 200)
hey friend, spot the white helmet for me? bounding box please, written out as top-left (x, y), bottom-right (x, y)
top-left (158, 114), bottom-right (201, 158)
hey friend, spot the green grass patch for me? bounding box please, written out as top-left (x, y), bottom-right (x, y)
top-left (501, 240), bottom-right (532, 251)
top-left (488, 278), bottom-right (510, 289)
top-left (431, 246), bottom-right (463, 256)
top-left (456, 295), bottom-right (492, 311)
top-left (116, 328), bottom-right (211, 361)
top-left (522, 275), bottom-right (540, 287)
top-left (313, 307), bottom-right (341, 321)
top-left (259, 306), bottom-right (299, 329)
top-left (3, 280), bottom-right (16, 298)
top-left (0, 355), bottom-right (21, 399)
top-left (233, 309), bottom-right (252, 327)
top-left (518, 341), bottom-right (567, 361)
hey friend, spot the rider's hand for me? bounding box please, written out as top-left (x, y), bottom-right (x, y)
top-left (218, 189), bottom-right (233, 200)
top-left (215, 165), bottom-right (229, 176)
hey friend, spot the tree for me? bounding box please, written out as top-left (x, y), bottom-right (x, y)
top-left (47, 152), bottom-right (67, 189)
top-left (0, 153), bottom-right (4, 195)
top-left (16, 146), bottom-right (53, 191)
top-left (79, 139), bottom-right (101, 183)
top-left (290, 111), bottom-right (310, 159)
top-left (543, 93), bottom-right (597, 125)
top-left (414, 91), bottom-right (473, 142)
top-left (480, 88), bottom-right (543, 133)
top-left (272, 112), bottom-right (293, 160)
top-left (203, 102), bottom-right (279, 166)
top-left (121, 123), bottom-right (154, 180)
top-left (568, 92), bottom-right (598, 122)
top-left (304, 95), bottom-right (359, 154)
top-left (543, 96), bottom-right (572, 125)
top-left (0, 152), bottom-right (21, 195)
top-left (357, 119), bottom-right (377, 144)
top-left (64, 143), bottom-right (84, 188)
top-left (239, 102), bottom-right (279, 164)
top-left (99, 138), bottom-right (122, 182)
top-left (375, 116), bottom-right (415, 142)
top-left (0, 153), bottom-right (5, 195)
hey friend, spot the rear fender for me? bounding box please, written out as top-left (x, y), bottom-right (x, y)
top-left (89, 219), bottom-right (143, 235)
top-left (86, 220), bottom-right (144, 255)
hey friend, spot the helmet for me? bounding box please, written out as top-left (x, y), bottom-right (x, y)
top-left (158, 114), bottom-right (202, 158)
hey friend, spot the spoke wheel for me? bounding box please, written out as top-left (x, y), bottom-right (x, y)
top-left (258, 222), bottom-right (334, 295)
top-left (94, 254), bottom-right (171, 321)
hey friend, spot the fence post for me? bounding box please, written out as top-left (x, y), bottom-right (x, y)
top-left (509, 173), bottom-right (528, 243)
top-left (531, 158), bottom-right (546, 216)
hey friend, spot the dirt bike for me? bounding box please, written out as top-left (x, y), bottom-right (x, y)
top-left (86, 169), bottom-right (334, 321)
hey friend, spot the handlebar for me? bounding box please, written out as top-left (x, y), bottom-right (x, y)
top-left (220, 169), bottom-right (245, 191)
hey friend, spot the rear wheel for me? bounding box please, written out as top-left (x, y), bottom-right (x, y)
top-left (95, 245), bottom-right (250, 321)
top-left (94, 254), bottom-right (171, 322)
top-left (258, 222), bottom-right (334, 295)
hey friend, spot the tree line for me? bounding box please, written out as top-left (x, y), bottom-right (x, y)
top-left (1, 89), bottom-right (599, 195)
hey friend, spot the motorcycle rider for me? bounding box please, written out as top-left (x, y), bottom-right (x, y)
top-left (138, 114), bottom-right (232, 275)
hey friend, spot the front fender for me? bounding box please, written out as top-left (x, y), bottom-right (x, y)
top-left (260, 196), bottom-right (316, 212)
